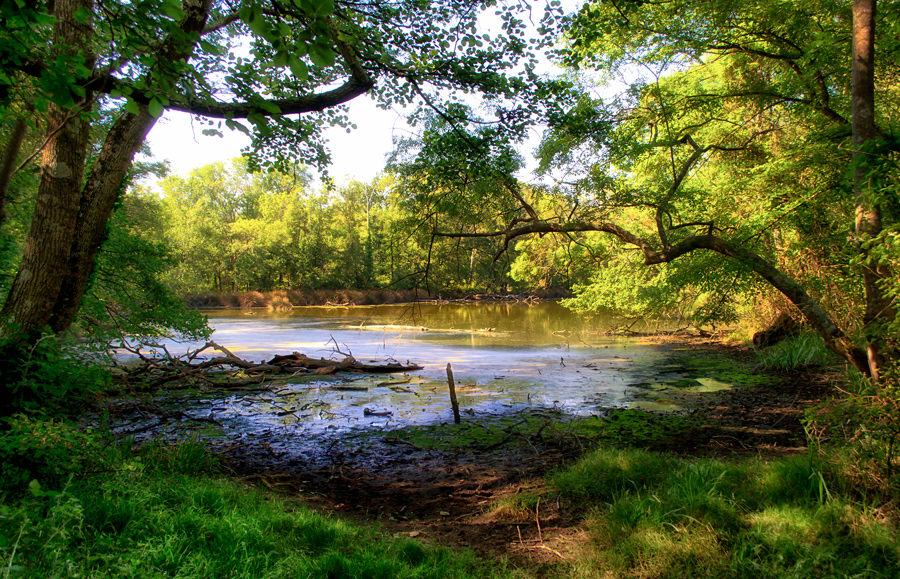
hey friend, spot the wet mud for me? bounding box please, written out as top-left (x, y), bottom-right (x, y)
top-left (97, 334), bottom-right (827, 572)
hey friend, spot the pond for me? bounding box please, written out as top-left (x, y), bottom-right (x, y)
top-left (107, 302), bottom-right (725, 467)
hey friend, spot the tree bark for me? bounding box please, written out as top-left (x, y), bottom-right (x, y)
top-left (851, 0), bottom-right (892, 380)
top-left (48, 110), bottom-right (156, 332)
top-left (0, 0), bottom-right (95, 338)
top-left (0, 117), bottom-right (27, 225)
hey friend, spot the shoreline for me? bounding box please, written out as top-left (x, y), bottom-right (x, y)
top-left (184, 287), bottom-right (573, 309)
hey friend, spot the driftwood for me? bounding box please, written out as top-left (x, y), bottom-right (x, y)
top-left (267, 353), bottom-right (422, 373)
top-left (114, 341), bottom-right (422, 390)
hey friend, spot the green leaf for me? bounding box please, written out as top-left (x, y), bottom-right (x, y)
top-left (124, 98), bottom-right (140, 115)
top-left (257, 101), bottom-right (281, 115)
top-left (225, 118), bottom-right (251, 135)
top-left (288, 55), bottom-right (308, 80)
top-left (162, 0), bottom-right (183, 20)
top-left (308, 44), bottom-right (335, 68)
top-left (148, 97), bottom-right (164, 118)
top-left (248, 14), bottom-right (268, 37)
top-left (313, 0), bottom-right (335, 16)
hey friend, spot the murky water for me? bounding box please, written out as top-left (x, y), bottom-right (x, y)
top-left (108, 302), bottom-right (713, 465)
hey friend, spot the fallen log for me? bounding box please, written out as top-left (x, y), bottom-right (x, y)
top-left (267, 353), bottom-right (423, 373)
top-left (114, 340), bottom-right (422, 391)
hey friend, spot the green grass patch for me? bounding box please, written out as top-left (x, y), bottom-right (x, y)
top-left (0, 419), bottom-right (527, 578)
top-left (755, 332), bottom-right (841, 371)
top-left (546, 448), bottom-right (899, 578)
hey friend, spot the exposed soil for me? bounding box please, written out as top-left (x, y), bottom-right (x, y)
top-left (217, 340), bottom-right (837, 574)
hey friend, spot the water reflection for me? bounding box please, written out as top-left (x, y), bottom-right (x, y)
top-left (111, 302), bottom-right (696, 457)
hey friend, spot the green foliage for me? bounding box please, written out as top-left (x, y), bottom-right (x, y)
top-left (807, 372), bottom-right (900, 498)
top-left (145, 159), bottom-right (546, 296)
top-left (0, 336), bottom-right (111, 417)
top-left (0, 416), bottom-right (110, 496)
top-left (82, 191), bottom-right (211, 342)
top-left (0, 424), bottom-right (524, 578)
top-left (519, 0), bottom-right (900, 345)
top-left (2, 0), bottom-right (561, 169)
top-left (547, 448), bottom-right (900, 578)
top-left (756, 332), bottom-right (842, 371)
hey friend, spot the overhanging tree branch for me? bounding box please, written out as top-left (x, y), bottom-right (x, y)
top-left (437, 217), bottom-right (871, 373)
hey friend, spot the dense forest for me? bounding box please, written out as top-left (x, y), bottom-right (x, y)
top-left (121, 160), bottom-right (574, 296)
top-left (1, 0), bottom-right (900, 577)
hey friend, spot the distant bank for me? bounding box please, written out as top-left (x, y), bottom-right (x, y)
top-left (184, 288), bottom-right (572, 310)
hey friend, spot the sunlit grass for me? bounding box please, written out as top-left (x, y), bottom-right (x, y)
top-left (546, 448), bottom-right (900, 578)
top-left (755, 332), bottom-right (841, 371)
top-left (0, 428), bottom-right (528, 579)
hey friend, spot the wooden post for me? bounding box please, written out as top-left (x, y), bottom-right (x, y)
top-left (446, 363), bottom-right (461, 424)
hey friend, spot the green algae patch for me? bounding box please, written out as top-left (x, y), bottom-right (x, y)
top-left (550, 410), bottom-right (700, 447)
top-left (387, 409), bottom-right (704, 454)
top-left (393, 412), bottom-right (559, 452)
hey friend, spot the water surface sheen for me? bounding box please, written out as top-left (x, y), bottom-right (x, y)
top-left (199, 302), bottom-right (671, 416)
top-left (115, 303), bottom-right (686, 457)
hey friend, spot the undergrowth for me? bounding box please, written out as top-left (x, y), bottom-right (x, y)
top-left (755, 332), bottom-right (841, 371)
top-left (0, 418), bottom-right (526, 578)
top-left (518, 448), bottom-right (900, 578)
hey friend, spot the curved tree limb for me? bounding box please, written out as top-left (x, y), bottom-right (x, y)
top-left (437, 218), bottom-right (870, 374)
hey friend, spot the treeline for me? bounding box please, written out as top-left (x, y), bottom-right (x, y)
top-left (120, 159), bottom-right (582, 298)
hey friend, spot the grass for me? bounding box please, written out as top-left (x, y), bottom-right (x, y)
top-left (755, 332), bottom-right (841, 371)
top-left (516, 447), bottom-right (900, 578)
top-left (0, 418), bottom-right (527, 579)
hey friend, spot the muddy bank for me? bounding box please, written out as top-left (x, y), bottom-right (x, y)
top-left (216, 350), bottom-right (827, 569)
top-left (97, 338), bottom-right (829, 570)
top-left (184, 288), bottom-right (572, 309)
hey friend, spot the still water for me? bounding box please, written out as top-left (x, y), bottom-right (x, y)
top-left (111, 302), bottom-right (704, 456)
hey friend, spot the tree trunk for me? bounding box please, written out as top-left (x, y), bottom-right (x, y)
top-left (648, 235), bottom-right (872, 374)
top-left (0, 0), bottom-right (95, 338)
top-left (0, 0), bottom-right (216, 342)
top-left (851, 0), bottom-right (892, 380)
top-left (47, 111), bottom-right (157, 333)
top-left (0, 117), bottom-right (27, 225)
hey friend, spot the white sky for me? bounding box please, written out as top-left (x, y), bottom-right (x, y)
top-left (145, 97), bottom-right (415, 185)
top-left (143, 1), bottom-right (584, 186)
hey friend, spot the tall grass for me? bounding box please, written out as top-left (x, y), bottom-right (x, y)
top-left (0, 421), bottom-right (528, 579)
top-left (545, 448), bottom-right (899, 578)
top-left (755, 332), bottom-right (840, 371)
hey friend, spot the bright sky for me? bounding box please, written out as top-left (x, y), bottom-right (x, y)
top-left (143, 1), bottom-right (584, 185)
top-left (145, 97), bottom-right (415, 185)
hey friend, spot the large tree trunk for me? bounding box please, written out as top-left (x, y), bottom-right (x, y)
top-left (852, 0), bottom-right (892, 380)
top-left (0, 0), bottom-right (95, 338)
top-left (1, 0), bottom-right (212, 341)
top-left (48, 111), bottom-right (156, 333)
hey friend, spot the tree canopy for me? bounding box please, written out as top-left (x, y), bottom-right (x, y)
top-left (389, 0), bottom-right (900, 376)
top-left (0, 0), bottom-right (564, 341)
